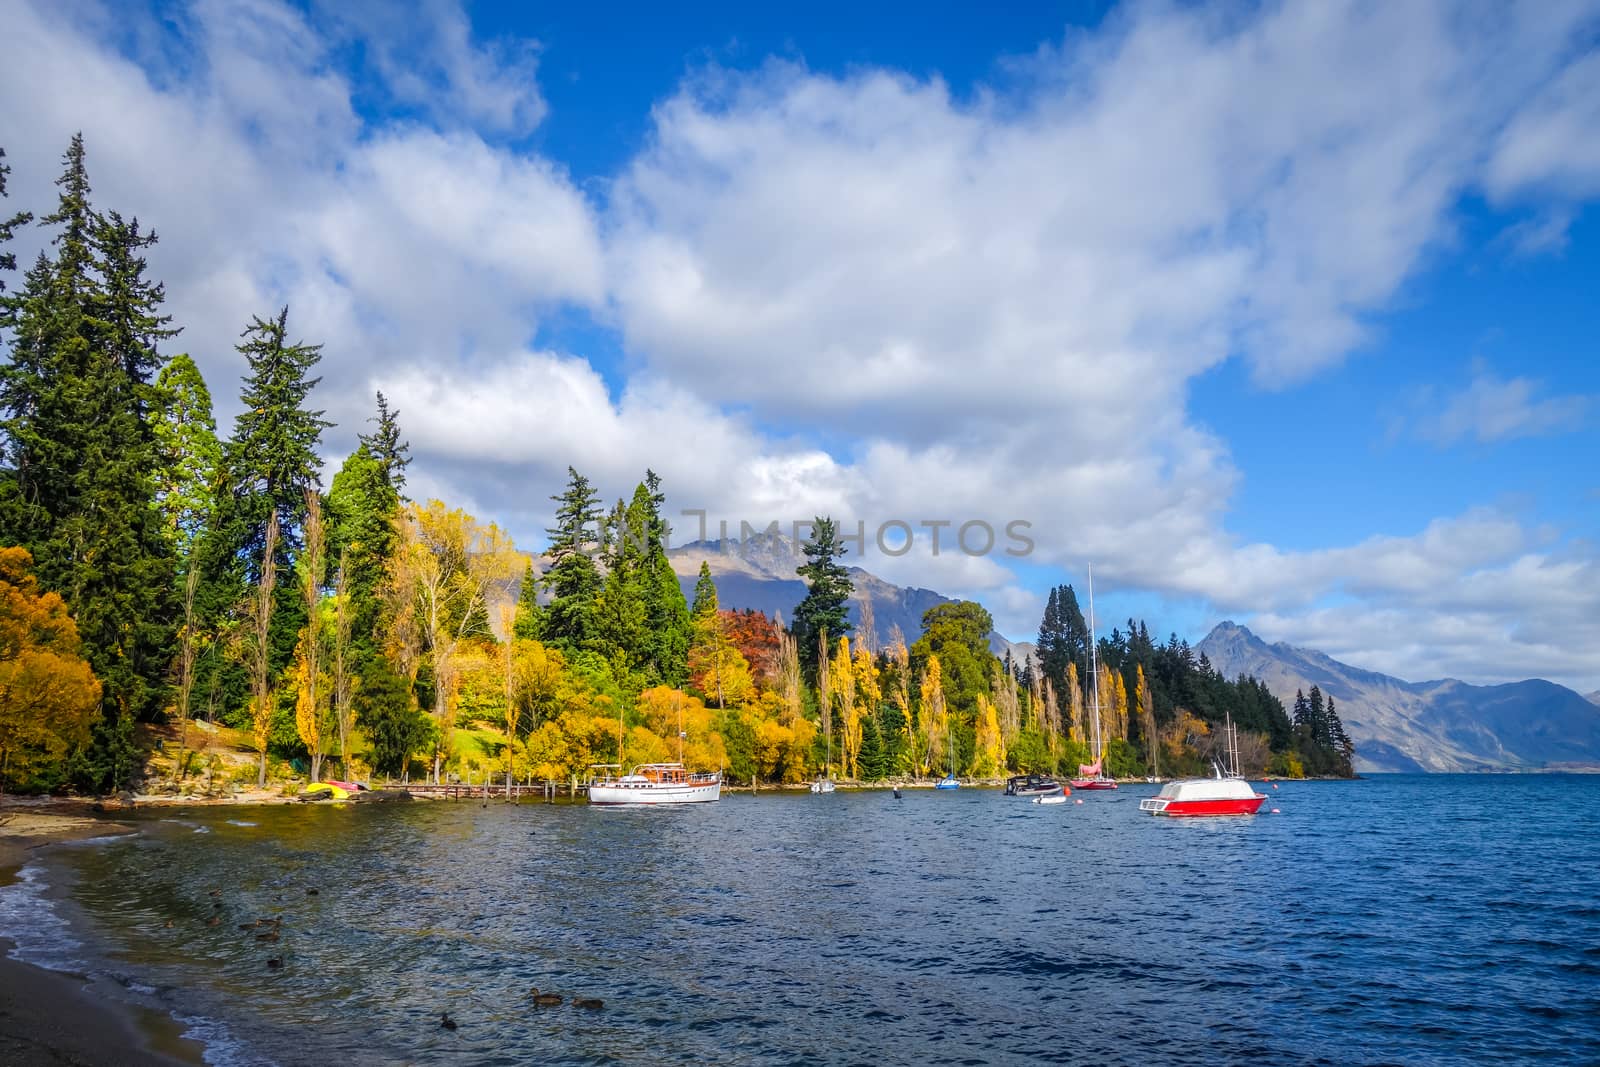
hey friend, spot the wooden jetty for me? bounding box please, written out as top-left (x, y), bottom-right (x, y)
top-left (395, 780), bottom-right (587, 802)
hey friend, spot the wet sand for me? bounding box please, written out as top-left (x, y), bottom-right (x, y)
top-left (0, 812), bottom-right (207, 1066)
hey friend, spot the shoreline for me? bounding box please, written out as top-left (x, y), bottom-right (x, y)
top-left (0, 812), bottom-right (209, 1067)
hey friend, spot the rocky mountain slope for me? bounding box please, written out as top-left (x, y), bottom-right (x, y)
top-left (1197, 621), bottom-right (1600, 773)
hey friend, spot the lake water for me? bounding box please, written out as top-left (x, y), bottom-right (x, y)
top-left (6, 775), bottom-right (1599, 1065)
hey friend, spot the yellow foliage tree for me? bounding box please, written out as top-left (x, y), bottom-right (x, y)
top-left (919, 655), bottom-right (949, 779)
top-left (0, 548), bottom-right (101, 789)
top-left (973, 693), bottom-right (1005, 778)
top-left (832, 636), bottom-right (860, 779)
top-left (384, 500), bottom-right (526, 782)
top-left (1065, 661), bottom-right (1083, 744)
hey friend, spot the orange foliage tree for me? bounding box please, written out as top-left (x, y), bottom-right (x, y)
top-left (0, 548), bottom-right (101, 789)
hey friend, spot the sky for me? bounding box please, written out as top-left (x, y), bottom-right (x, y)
top-left (2, 0), bottom-right (1598, 691)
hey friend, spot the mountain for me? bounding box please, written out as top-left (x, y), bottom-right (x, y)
top-left (1588, 691), bottom-right (1600, 707)
top-left (667, 533), bottom-right (951, 649)
top-left (1198, 621), bottom-right (1600, 773)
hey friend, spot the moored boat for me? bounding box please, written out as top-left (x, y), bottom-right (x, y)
top-left (809, 777), bottom-right (837, 794)
top-left (1004, 774), bottom-right (1065, 798)
top-left (1139, 714), bottom-right (1265, 817)
top-left (1032, 793), bottom-right (1068, 805)
top-left (1069, 564), bottom-right (1119, 792)
top-left (935, 774), bottom-right (961, 790)
top-left (589, 763), bottom-right (722, 805)
top-left (300, 780), bottom-right (369, 802)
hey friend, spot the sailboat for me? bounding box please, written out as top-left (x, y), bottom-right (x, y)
top-left (811, 630), bottom-right (837, 794)
top-left (1139, 712), bottom-right (1266, 817)
top-left (1070, 564), bottom-right (1118, 791)
top-left (935, 728), bottom-right (960, 789)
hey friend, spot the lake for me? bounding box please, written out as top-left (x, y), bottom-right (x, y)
top-left (6, 775), bottom-right (1599, 1065)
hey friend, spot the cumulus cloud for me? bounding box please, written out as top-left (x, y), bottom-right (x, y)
top-left (2, 0), bottom-right (1599, 688)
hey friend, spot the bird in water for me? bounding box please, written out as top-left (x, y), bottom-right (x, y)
top-left (439, 1013), bottom-right (458, 1031)
top-left (205, 916), bottom-right (221, 927)
top-left (266, 957), bottom-right (283, 970)
top-left (532, 993), bottom-right (564, 1007)
top-left (572, 998), bottom-right (604, 1010)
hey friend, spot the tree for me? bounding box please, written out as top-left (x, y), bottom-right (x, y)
top-left (512, 563), bottom-right (545, 640)
top-left (331, 548), bottom-right (356, 780)
top-left (833, 636), bottom-right (860, 778)
top-left (919, 655), bottom-right (949, 779)
top-left (542, 467), bottom-right (602, 653)
top-left (0, 547), bottom-right (100, 791)
top-left (385, 500), bottom-right (525, 782)
top-left (691, 561), bottom-right (717, 619)
top-left (0, 140), bottom-right (178, 766)
top-left (359, 390), bottom-right (410, 497)
top-left (636, 472), bottom-right (691, 686)
top-left (151, 353), bottom-right (221, 562)
top-left (247, 513), bottom-right (279, 787)
top-left (292, 490), bottom-right (329, 781)
top-left (0, 145), bottom-right (33, 292)
top-left (327, 442), bottom-right (398, 651)
top-left (792, 516), bottom-right (853, 677)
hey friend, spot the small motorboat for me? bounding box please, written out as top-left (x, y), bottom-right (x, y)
top-left (809, 778), bottom-right (837, 794)
top-left (934, 774), bottom-right (961, 790)
top-left (1032, 793), bottom-right (1068, 805)
top-left (1139, 714), bottom-right (1266, 818)
top-left (1004, 774), bottom-right (1065, 798)
top-left (300, 780), bottom-right (369, 802)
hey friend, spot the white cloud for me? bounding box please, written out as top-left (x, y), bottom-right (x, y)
top-left (1413, 363), bottom-right (1593, 445)
top-left (2, 0), bottom-right (1600, 690)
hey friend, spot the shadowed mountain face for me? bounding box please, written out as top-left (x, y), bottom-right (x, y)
top-left (1198, 621), bottom-right (1600, 773)
top-left (666, 535), bottom-right (951, 649)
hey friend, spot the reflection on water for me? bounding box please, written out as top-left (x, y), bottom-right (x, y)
top-left (35, 777), bottom-right (1600, 1066)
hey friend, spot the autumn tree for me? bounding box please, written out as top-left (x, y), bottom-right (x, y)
top-left (832, 636), bottom-right (860, 778)
top-left (331, 548), bottom-right (356, 779)
top-left (0, 548), bottom-right (100, 790)
top-left (152, 353), bottom-right (221, 563)
top-left (247, 514), bottom-right (279, 787)
top-left (385, 500), bottom-right (524, 782)
top-left (919, 655), bottom-right (949, 779)
top-left (292, 490), bottom-right (329, 781)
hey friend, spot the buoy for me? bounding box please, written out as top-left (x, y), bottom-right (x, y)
top-left (439, 1012), bottom-right (458, 1031)
top-left (1271, 808), bottom-right (1281, 813)
top-left (1075, 798), bottom-right (1083, 805)
top-left (1272, 783), bottom-right (1279, 790)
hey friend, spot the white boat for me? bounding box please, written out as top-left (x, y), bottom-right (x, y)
top-left (1138, 714), bottom-right (1265, 818)
top-left (588, 690), bottom-right (720, 805)
top-left (589, 763), bottom-right (722, 805)
top-left (809, 778), bottom-right (836, 794)
top-left (1032, 793), bottom-right (1068, 805)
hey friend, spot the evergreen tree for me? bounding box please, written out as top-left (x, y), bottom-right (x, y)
top-left (0, 145), bottom-right (31, 293)
top-left (691, 560), bottom-right (718, 619)
top-left (512, 562), bottom-right (545, 641)
top-left (792, 516), bottom-right (853, 676)
top-left (327, 443), bottom-right (396, 650)
top-left (359, 390), bottom-right (410, 498)
top-left (0, 137), bottom-right (177, 761)
top-left (595, 495), bottom-right (646, 677)
top-left (542, 466), bottom-right (603, 652)
top-left (152, 354), bottom-right (222, 563)
top-left (636, 472), bottom-right (691, 686)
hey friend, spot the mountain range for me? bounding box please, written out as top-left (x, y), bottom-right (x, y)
top-left (1197, 622), bottom-right (1600, 773)
top-left (669, 537), bottom-right (1599, 774)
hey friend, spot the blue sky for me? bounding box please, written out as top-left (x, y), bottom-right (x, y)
top-left (3, 0), bottom-right (1598, 689)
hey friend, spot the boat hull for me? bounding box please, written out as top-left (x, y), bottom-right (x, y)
top-left (588, 780), bottom-right (721, 805)
top-left (1070, 779), bottom-right (1118, 791)
top-left (1142, 796), bottom-right (1265, 817)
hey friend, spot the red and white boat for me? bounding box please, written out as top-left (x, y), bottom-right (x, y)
top-left (588, 763), bottom-right (722, 805)
top-left (1139, 715), bottom-right (1266, 817)
top-left (1069, 564), bottom-right (1119, 792)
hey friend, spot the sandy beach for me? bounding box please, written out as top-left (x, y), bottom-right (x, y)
top-left (0, 809), bottom-right (208, 1066)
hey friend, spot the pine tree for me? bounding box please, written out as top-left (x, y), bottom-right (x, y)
top-left (792, 516), bottom-right (853, 677)
top-left (0, 145), bottom-right (32, 293)
top-left (596, 495), bottom-right (647, 678)
top-left (542, 467), bottom-right (603, 653)
top-left (152, 353), bottom-right (222, 563)
top-left (691, 560), bottom-right (718, 619)
top-left (636, 472), bottom-right (691, 685)
top-left (512, 562), bottom-right (545, 640)
top-left (359, 390), bottom-right (410, 497)
top-left (0, 137), bottom-right (178, 760)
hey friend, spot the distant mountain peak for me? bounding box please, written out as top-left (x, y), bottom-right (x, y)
top-left (1197, 622), bottom-right (1600, 773)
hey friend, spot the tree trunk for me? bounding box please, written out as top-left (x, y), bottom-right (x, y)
top-left (257, 750), bottom-right (266, 788)
top-left (311, 753), bottom-right (323, 783)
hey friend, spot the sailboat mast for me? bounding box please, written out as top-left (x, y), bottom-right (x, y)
top-left (1088, 563), bottom-right (1102, 764)
top-left (677, 693), bottom-right (685, 765)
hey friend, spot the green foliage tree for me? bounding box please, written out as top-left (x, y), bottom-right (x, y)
top-left (0, 145), bottom-right (31, 293)
top-left (512, 562), bottom-right (545, 640)
top-left (152, 353), bottom-right (222, 563)
top-left (791, 516), bottom-right (853, 677)
top-left (542, 467), bottom-right (603, 653)
top-left (0, 137), bottom-right (178, 780)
